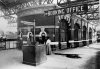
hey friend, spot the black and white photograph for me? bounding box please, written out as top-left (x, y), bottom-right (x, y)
top-left (0, 0), bottom-right (99, 69)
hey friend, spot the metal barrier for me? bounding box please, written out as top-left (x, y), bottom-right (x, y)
top-left (6, 41), bottom-right (17, 49)
top-left (0, 41), bottom-right (17, 50)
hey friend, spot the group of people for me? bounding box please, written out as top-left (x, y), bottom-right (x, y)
top-left (27, 30), bottom-right (52, 55)
top-left (38, 27), bottom-right (52, 55)
top-left (19, 27), bottom-right (52, 55)
top-left (38, 33), bottom-right (52, 55)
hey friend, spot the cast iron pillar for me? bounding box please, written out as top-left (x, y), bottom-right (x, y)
top-left (58, 21), bottom-right (61, 49)
top-left (70, 14), bottom-right (74, 48)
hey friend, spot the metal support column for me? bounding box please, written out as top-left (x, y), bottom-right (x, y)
top-left (70, 14), bottom-right (74, 48)
top-left (80, 15), bottom-right (83, 46)
top-left (58, 21), bottom-right (61, 49)
top-left (86, 21), bottom-right (89, 46)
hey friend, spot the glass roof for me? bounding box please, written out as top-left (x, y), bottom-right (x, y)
top-left (0, 0), bottom-right (99, 25)
top-left (0, 0), bottom-right (35, 8)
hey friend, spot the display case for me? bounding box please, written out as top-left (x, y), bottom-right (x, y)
top-left (22, 44), bottom-right (47, 66)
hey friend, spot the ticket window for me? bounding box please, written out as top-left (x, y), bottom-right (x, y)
top-left (83, 26), bottom-right (87, 40)
top-left (74, 23), bottom-right (80, 41)
top-left (89, 28), bottom-right (92, 39)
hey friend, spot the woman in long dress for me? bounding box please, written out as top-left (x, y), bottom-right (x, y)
top-left (46, 37), bottom-right (52, 55)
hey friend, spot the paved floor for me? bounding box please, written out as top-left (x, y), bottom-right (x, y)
top-left (0, 43), bottom-right (100, 69)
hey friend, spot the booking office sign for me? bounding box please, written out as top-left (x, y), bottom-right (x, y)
top-left (45, 5), bottom-right (85, 16)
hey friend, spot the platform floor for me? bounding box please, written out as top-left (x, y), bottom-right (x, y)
top-left (0, 43), bottom-right (100, 69)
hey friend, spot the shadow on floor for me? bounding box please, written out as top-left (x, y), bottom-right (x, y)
top-left (96, 51), bottom-right (100, 69)
top-left (83, 51), bottom-right (100, 69)
top-left (82, 56), bottom-right (96, 69)
top-left (54, 53), bottom-right (81, 59)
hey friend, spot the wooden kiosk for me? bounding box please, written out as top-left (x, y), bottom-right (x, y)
top-left (22, 20), bottom-right (47, 66)
top-left (22, 44), bottom-right (46, 66)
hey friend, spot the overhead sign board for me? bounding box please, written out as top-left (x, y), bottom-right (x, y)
top-left (45, 1), bottom-right (99, 16)
top-left (45, 5), bottom-right (84, 16)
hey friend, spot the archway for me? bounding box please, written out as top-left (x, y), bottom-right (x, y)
top-left (74, 23), bottom-right (80, 47)
top-left (89, 28), bottom-right (92, 44)
top-left (83, 25), bottom-right (87, 46)
top-left (59, 19), bottom-right (70, 48)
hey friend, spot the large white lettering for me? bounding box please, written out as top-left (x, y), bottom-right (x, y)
top-left (45, 5), bottom-right (86, 16)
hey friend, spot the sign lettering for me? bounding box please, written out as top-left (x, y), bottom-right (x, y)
top-left (45, 1), bottom-right (99, 16)
top-left (45, 5), bottom-right (84, 16)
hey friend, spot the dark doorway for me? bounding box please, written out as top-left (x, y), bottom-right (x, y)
top-left (74, 23), bottom-right (80, 47)
top-left (89, 28), bottom-right (92, 44)
top-left (59, 19), bottom-right (70, 49)
top-left (83, 26), bottom-right (87, 46)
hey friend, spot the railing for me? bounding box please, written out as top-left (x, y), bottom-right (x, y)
top-left (0, 39), bottom-right (17, 50)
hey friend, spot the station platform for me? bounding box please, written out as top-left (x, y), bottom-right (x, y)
top-left (0, 43), bottom-right (100, 69)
